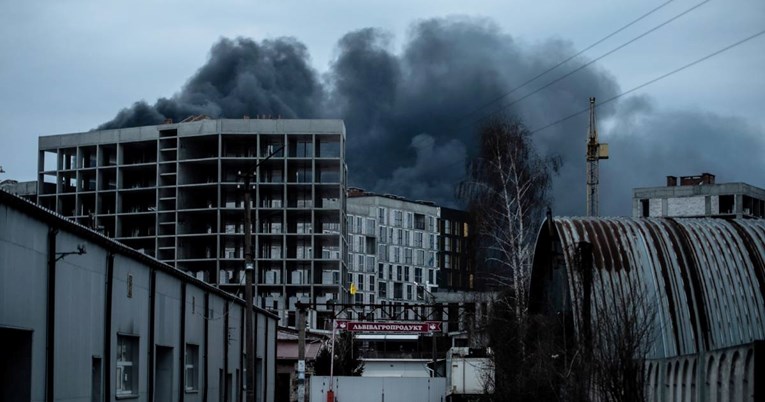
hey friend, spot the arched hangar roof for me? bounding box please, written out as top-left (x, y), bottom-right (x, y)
top-left (529, 217), bottom-right (765, 359)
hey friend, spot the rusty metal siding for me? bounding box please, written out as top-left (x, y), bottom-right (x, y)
top-left (532, 217), bottom-right (765, 360)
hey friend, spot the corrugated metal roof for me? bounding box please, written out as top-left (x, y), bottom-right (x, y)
top-left (530, 217), bottom-right (765, 359)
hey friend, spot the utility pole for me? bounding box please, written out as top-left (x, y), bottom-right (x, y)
top-left (586, 97), bottom-right (609, 216)
top-left (241, 171), bottom-right (256, 402)
top-left (297, 305), bottom-right (306, 402)
top-left (239, 144), bottom-right (283, 402)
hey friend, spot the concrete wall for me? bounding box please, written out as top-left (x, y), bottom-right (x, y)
top-left (310, 376), bottom-right (446, 402)
top-left (0, 192), bottom-right (277, 402)
top-left (645, 342), bottom-right (762, 402)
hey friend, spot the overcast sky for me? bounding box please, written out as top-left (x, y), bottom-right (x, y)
top-left (1, 0), bottom-right (763, 215)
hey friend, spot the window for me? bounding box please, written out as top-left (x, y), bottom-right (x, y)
top-left (414, 213), bottom-right (425, 230)
top-left (357, 274), bottom-right (364, 291)
top-left (369, 275), bottom-right (375, 291)
top-left (414, 232), bottom-right (423, 247)
top-left (404, 266), bottom-right (410, 281)
top-left (396, 265), bottom-right (402, 281)
top-left (429, 235), bottom-right (435, 250)
top-left (415, 267), bottom-right (423, 283)
top-left (428, 252), bottom-right (435, 267)
top-left (393, 283), bottom-right (403, 299)
top-left (406, 212), bottom-right (414, 229)
top-left (366, 219), bottom-right (376, 235)
top-left (185, 344), bottom-right (199, 391)
top-left (378, 264), bottom-right (385, 279)
top-left (378, 207), bottom-right (386, 225)
top-left (428, 216), bottom-right (435, 232)
top-left (404, 249), bottom-right (413, 264)
top-left (406, 284), bottom-right (413, 300)
top-left (116, 335), bottom-right (139, 397)
top-left (396, 229), bottom-right (403, 245)
top-left (416, 250), bottom-right (424, 266)
top-left (357, 255), bottom-right (365, 271)
top-left (404, 230), bottom-right (410, 246)
top-left (379, 226), bottom-right (386, 242)
top-left (378, 282), bottom-right (387, 298)
top-left (356, 217), bottom-right (363, 234)
top-left (393, 247), bottom-right (400, 263)
top-left (394, 210), bottom-right (403, 227)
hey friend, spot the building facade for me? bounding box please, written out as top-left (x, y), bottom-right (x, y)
top-left (633, 173), bottom-right (765, 219)
top-left (36, 118), bottom-right (348, 328)
top-left (437, 207), bottom-right (474, 291)
top-left (0, 190), bottom-right (278, 402)
top-left (346, 189), bottom-right (440, 320)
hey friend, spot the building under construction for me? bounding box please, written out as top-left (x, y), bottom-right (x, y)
top-left (36, 118), bottom-right (348, 328)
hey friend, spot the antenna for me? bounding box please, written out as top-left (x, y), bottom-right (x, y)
top-left (586, 97), bottom-right (609, 216)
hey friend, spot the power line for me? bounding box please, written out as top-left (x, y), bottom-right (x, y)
top-left (474, 0), bottom-right (711, 127)
top-left (529, 28), bottom-right (765, 135)
top-left (405, 0), bottom-right (708, 152)
top-left (459, 0), bottom-right (678, 123)
top-left (419, 27), bottom-right (765, 176)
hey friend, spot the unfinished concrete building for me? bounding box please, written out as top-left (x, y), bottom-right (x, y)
top-left (633, 173), bottom-right (765, 219)
top-left (36, 118), bottom-right (348, 327)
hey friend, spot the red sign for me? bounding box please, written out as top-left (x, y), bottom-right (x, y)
top-left (335, 321), bottom-right (442, 333)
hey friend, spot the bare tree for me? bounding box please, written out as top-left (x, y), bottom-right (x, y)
top-left (459, 116), bottom-right (560, 401)
top-left (589, 278), bottom-right (656, 402)
top-left (458, 116), bottom-right (559, 326)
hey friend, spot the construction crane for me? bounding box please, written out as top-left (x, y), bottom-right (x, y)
top-left (586, 97), bottom-right (608, 216)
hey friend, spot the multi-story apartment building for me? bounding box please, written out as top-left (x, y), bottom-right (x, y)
top-left (633, 172), bottom-right (765, 219)
top-left (438, 207), bottom-right (474, 291)
top-left (346, 189), bottom-right (440, 320)
top-left (36, 118), bottom-right (347, 327)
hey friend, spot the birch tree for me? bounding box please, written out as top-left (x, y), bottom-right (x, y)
top-left (458, 116), bottom-right (558, 324)
top-left (458, 116), bottom-right (560, 401)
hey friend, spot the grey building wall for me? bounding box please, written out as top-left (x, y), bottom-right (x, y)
top-left (0, 190), bottom-right (277, 402)
top-left (346, 193), bottom-right (439, 320)
top-left (633, 182), bottom-right (765, 218)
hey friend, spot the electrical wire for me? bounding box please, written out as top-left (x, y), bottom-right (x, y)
top-left (528, 28), bottom-right (765, 135)
top-left (420, 27), bottom-right (765, 173)
top-left (458, 0), bottom-right (679, 123)
top-left (399, 0), bottom-right (710, 153)
top-left (466, 0), bottom-right (711, 130)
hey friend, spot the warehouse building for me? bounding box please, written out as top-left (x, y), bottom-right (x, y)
top-left (0, 190), bottom-right (278, 402)
top-left (530, 216), bottom-right (764, 401)
top-left (35, 118), bottom-right (348, 328)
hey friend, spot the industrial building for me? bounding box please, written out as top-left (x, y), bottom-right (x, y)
top-left (530, 216), bottom-right (764, 401)
top-left (632, 173), bottom-right (765, 218)
top-left (0, 189), bottom-right (278, 402)
top-left (36, 118), bottom-right (348, 328)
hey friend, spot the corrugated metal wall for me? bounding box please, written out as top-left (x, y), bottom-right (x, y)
top-left (530, 217), bottom-right (765, 360)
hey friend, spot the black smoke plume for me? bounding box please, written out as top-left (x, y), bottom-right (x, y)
top-left (99, 17), bottom-right (765, 216)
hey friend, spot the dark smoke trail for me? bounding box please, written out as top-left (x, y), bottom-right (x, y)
top-left (98, 37), bottom-right (323, 129)
top-left (99, 17), bottom-right (765, 216)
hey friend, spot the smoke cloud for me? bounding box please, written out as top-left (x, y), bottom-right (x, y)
top-left (99, 17), bottom-right (765, 216)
